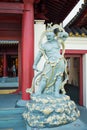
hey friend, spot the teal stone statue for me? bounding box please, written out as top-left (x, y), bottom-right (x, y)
top-left (27, 24), bottom-right (68, 96)
top-left (23, 24), bottom-right (80, 128)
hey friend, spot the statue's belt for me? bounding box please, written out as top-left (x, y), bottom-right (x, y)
top-left (46, 57), bottom-right (63, 67)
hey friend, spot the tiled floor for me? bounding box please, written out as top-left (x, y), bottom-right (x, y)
top-left (0, 93), bottom-right (21, 108)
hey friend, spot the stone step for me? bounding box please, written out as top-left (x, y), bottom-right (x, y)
top-left (0, 108), bottom-right (24, 115)
top-left (0, 77), bottom-right (18, 82)
top-left (0, 108), bottom-right (26, 130)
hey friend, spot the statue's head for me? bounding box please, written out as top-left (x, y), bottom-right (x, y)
top-left (45, 23), bottom-right (67, 41)
top-left (46, 31), bottom-right (55, 41)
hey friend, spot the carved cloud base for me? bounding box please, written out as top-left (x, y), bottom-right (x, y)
top-left (23, 94), bottom-right (80, 128)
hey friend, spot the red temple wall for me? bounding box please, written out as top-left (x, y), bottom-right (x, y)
top-left (0, 30), bottom-right (21, 40)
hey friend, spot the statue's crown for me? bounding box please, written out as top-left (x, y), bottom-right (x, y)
top-left (46, 23), bottom-right (53, 32)
top-left (46, 23), bottom-right (65, 34)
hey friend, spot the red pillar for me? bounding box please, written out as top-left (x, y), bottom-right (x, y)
top-left (3, 54), bottom-right (7, 77)
top-left (22, 3), bottom-right (34, 100)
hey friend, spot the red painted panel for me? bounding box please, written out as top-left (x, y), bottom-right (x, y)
top-left (65, 49), bottom-right (87, 54)
top-left (0, 14), bottom-right (22, 24)
top-left (0, 30), bottom-right (21, 40)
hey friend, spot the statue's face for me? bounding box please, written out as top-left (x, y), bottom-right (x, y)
top-left (46, 32), bottom-right (55, 41)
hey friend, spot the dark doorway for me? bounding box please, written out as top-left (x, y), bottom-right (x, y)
top-left (0, 55), bottom-right (3, 77)
top-left (7, 55), bottom-right (18, 77)
top-left (64, 56), bottom-right (80, 104)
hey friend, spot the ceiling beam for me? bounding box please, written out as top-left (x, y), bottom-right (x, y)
top-left (0, 2), bottom-right (24, 14)
top-left (34, 0), bottom-right (40, 3)
top-left (23, 0), bottom-right (35, 3)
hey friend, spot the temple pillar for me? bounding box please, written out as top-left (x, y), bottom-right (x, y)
top-left (21, 3), bottom-right (34, 100)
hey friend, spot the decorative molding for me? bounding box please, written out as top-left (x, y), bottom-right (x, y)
top-left (0, 40), bottom-right (19, 44)
top-left (34, 20), bottom-right (45, 24)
